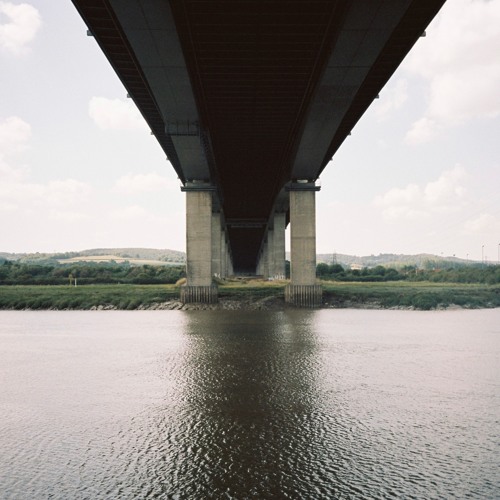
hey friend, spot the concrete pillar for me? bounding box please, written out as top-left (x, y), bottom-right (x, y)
top-left (227, 244), bottom-right (234, 277)
top-left (211, 213), bottom-right (222, 278)
top-left (257, 239), bottom-right (269, 278)
top-left (272, 212), bottom-right (286, 279)
top-left (180, 183), bottom-right (217, 303)
top-left (285, 183), bottom-right (322, 307)
top-left (220, 230), bottom-right (227, 278)
top-left (267, 228), bottom-right (274, 277)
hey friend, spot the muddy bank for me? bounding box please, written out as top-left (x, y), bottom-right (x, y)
top-left (85, 298), bottom-right (464, 311)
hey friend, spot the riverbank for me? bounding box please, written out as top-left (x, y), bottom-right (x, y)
top-left (1, 281), bottom-right (499, 311)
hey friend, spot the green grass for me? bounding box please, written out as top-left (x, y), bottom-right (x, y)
top-left (322, 281), bottom-right (500, 310)
top-left (0, 281), bottom-right (499, 310)
top-left (0, 284), bottom-right (179, 310)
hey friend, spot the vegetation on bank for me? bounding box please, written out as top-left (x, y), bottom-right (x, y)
top-left (0, 285), bottom-right (179, 310)
top-left (0, 261), bottom-right (185, 285)
top-left (317, 262), bottom-right (500, 284)
top-left (0, 258), bottom-right (499, 310)
top-left (0, 281), bottom-right (498, 311)
top-left (322, 281), bottom-right (500, 310)
top-left (2, 260), bottom-right (499, 286)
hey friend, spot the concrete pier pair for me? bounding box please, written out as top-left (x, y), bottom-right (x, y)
top-left (181, 181), bottom-right (322, 307)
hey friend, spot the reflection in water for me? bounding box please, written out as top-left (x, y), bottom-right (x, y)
top-left (0, 309), bottom-right (499, 499)
top-left (83, 311), bottom-right (332, 498)
top-left (171, 311), bottom-right (327, 497)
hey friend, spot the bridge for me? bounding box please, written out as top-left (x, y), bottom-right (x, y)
top-left (71, 0), bottom-right (445, 306)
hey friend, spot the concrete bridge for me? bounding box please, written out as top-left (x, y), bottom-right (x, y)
top-left (71, 0), bottom-right (445, 306)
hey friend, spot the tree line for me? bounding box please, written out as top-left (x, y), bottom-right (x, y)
top-left (0, 261), bottom-right (185, 285)
top-left (1, 259), bottom-right (499, 286)
top-left (316, 262), bottom-right (500, 284)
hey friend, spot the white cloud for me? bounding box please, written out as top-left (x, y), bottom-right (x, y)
top-left (405, 117), bottom-right (441, 146)
top-left (0, 114), bottom-right (185, 253)
top-left (404, 0), bottom-right (500, 143)
top-left (0, 200), bottom-right (16, 212)
top-left (0, 172), bottom-right (91, 209)
top-left (110, 204), bottom-right (148, 220)
top-left (0, 116), bottom-right (92, 213)
top-left (0, 1), bottom-right (41, 55)
top-left (374, 165), bottom-right (468, 220)
top-left (88, 97), bottom-right (148, 131)
top-left (464, 213), bottom-right (500, 234)
top-left (374, 78), bottom-right (408, 120)
top-left (45, 179), bottom-right (92, 206)
top-left (424, 166), bottom-right (466, 204)
top-left (113, 171), bottom-right (178, 194)
top-left (0, 115), bottom-right (31, 156)
top-left (48, 209), bottom-right (89, 222)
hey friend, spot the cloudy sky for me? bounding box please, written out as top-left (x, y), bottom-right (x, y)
top-left (1, 1), bottom-right (499, 261)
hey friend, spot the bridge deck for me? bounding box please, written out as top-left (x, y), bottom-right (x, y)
top-left (72, 0), bottom-right (445, 272)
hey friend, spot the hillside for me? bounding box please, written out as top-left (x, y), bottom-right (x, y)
top-left (315, 253), bottom-right (473, 268)
top-left (1, 248), bottom-right (478, 268)
top-left (0, 248), bottom-right (185, 265)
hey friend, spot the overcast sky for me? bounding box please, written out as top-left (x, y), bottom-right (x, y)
top-left (1, 0), bottom-right (499, 261)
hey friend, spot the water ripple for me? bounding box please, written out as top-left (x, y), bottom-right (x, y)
top-left (0, 309), bottom-right (498, 499)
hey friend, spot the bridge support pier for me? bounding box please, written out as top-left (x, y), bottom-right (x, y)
top-left (180, 183), bottom-right (218, 304)
top-left (285, 183), bottom-right (322, 307)
top-left (256, 211), bottom-right (286, 280)
top-left (220, 230), bottom-right (227, 279)
top-left (257, 239), bottom-right (269, 278)
top-left (211, 213), bottom-right (222, 278)
top-left (271, 212), bottom-right (286, 279)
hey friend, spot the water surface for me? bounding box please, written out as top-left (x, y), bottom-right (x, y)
top-left (0, 309), bottom-right (498, 499)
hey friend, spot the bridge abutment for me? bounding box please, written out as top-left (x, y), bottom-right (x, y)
top-left (285, 183), bottom-right (322, 307)
top-left (181, 183), bottom-right (218, 303)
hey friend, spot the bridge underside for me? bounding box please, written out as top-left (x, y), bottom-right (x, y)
top-left (72, 0), bottom-right (445, 300)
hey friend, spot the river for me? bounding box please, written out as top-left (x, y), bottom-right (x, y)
top-left (0, 309), bottom-right (498, 499)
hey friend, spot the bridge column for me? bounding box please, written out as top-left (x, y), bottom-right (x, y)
top-left (271, 212), bottom-right (286, 279)
top-left (227, 244), bottom-right (234, 276)
top-left (285, 183), bottom-right (322, 307)
top-left (211, 213), bottom-right (222, 278)
top-left (267, 228), bottom-right (275, 277)
top-left (220, 229), bottom-right (227, 278)
top-left (257, 239), bottom-right (269, 278)
top-left (180, 182), bottom-right (218, 303)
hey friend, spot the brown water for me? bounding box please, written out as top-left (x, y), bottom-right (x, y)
top-left (0, 309), bottom-right (498, 499)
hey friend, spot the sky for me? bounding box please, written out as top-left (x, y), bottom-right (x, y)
top-left (0, 0), bottom-right (499, 262)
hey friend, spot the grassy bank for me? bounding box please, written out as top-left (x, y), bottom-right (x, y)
top-left (0, 281), bottom-right (499, 310)
top-left (322, 281), bottom-right (500, 310)
top-left (0, 284), bottom-right (179, 310)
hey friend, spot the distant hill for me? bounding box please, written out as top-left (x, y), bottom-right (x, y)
top-left (315, 252), bottom-right (473, 268)
top-left (1, 248), bottom-right (477, 268)
top-left (0, 248), bottom-right (185, 265)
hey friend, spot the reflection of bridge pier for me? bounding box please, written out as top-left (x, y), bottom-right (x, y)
top-left (72, 0), bottom-right (446, 305)
top-left (166, 310), bottom-right (324, 496)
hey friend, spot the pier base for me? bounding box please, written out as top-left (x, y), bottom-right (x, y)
top-left (180, 285), bottom-right (218, 304)
top-left (285, 284), bottom-right (322, 308)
